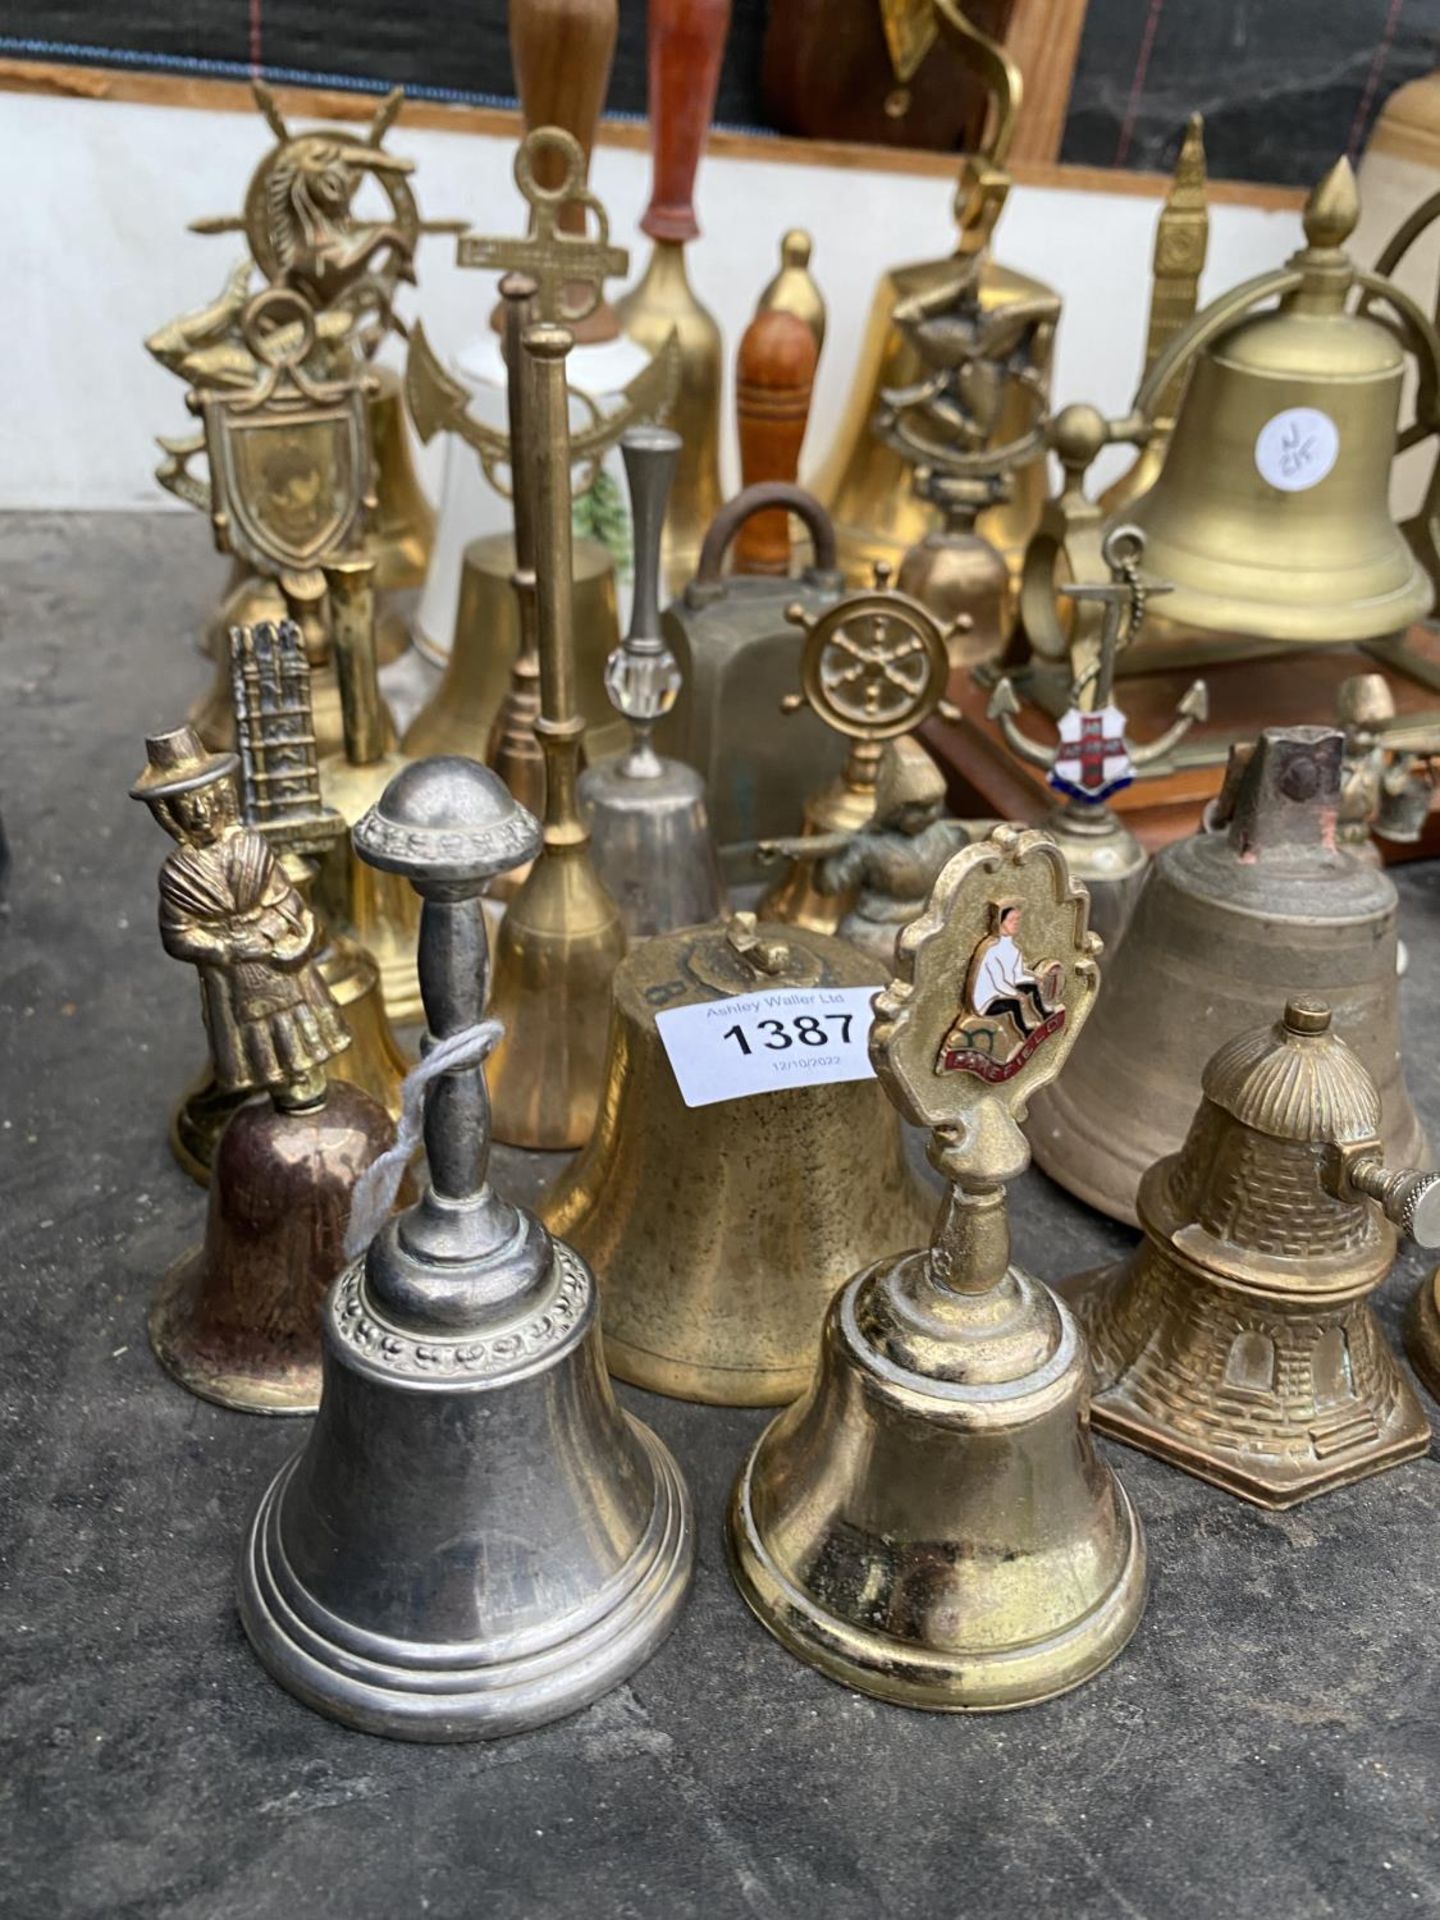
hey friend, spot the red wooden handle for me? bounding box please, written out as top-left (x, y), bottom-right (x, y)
top-left (510, 0), bottom-right (619, 182)
top-left (641, 0), bottom-right (733, 243)
top-left (734, 308), bottom-right (819, 575)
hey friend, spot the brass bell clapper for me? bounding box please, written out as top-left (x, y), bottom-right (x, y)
top-left (578, 424), bottom-right (726, 937)
top-left (728, 826), bottom-right (1148, 1709)
top-left (1065, 999), bottom-right (1440, 1507)
top-left (133, 726), bottom-right (398, 1415)
top-left (758, 567), bottom-right (967, 936)
top-left (238, 754), bottom-right (694, 1741)
top-left (487, 322), bottom-right (628, 1150)
top-left (989, 523), bottom-right (1206, 944)
top-left (1028, 726), bottom-right (1430, 1226)
top-left (541, 910), bottom-right (935, 1406)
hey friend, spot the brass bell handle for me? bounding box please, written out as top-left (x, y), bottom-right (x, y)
top-left (1335, 1156), bottom-right (1440, 1249)
top-left (694, 483), bottom-right (838, 581)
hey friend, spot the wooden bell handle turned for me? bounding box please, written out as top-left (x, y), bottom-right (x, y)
top-left (641, 0), bottom-right (734, 243)
top-left (733, 308), bottom-right (819, 575)
top-left (510, 0), bottom-right (618, 220)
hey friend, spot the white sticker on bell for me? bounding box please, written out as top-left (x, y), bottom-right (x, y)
top-left (1254, 407), bottom-right (1340, 493)
top-left (656, 985), bottom-right (878, 1109)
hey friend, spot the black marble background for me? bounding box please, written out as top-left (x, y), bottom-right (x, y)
top-left (1, 0), bottom-right (1436, 184)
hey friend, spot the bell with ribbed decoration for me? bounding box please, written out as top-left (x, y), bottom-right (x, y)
top-left (728, 827), bottom-right (1147, 1709)
top-left (1028, 726), bottom-right (1430, 1225)
top-left (1065, 998), bottom-right (1440, 1506)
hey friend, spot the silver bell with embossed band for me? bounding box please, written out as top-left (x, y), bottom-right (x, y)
top-left (237, 753), bottom-right (694, 1741)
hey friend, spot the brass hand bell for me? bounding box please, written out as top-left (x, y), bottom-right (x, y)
top-left (133, 726), bottom-right (398, 1414)
top-left (729, 826), bottom-right (1148, 1709)
top-left (238, 755), bottom-right (694, 1739)
top-left (1065, 999), bottom-right (1440, 1507)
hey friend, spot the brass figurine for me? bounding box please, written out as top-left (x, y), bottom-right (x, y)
top-left (653, 484), bottom-right (851, 886)
top-left (578, 426), bottom-right (726, 936)
top-left (728, 826), bottom-right (1148, 1709)
top-left (1100, 114), bottom-right (1209, 514)
top-left (1029, 727), bottom-right (1430, 1225)
top-left (541, 912), bottom-right (935, 1405)
top-left (488, 324), bottom-right (628, 1149)
top-left (238, 755), bottom-right (694, 1739)
top-left (1337, 673), bottom-right (1437, 857)
top-left (1065, 999), bottom-right (1440, 1506)
top-left (404, 126), bottom-right (677, 762)
top-left (133, 726), bottom-right (396, 1413)
top-left (990, 524), bottom-right (1206, 944)
top-left (170, 619), bottom-right (406, 1180)
top-left (813, 0), bottom-right (1059, 585)
top-left (758, 566), bottom-right (965, 934)
top-left (757, 738), bottom-right (979, 966)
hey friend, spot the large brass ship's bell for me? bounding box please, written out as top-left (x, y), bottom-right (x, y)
top-left (238, 755), bottom-right (693, 1738)
top-left (1066, 999), bottom-right (1440, 1506)
top-left (1028, 727), bottom-right (1430, 1224)
top-left (541, 912), bottom-right (935, 1405)
top-left (728, 827), bottom-right (1148, 1708)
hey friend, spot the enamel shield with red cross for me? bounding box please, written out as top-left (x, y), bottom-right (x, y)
top-left (1047, 704), bottom-right (1134, 804)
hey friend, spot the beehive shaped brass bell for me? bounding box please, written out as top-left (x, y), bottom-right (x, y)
top-left (653, 483), bottom-right (850, 887)
top-left (579, 424), bottom-right (725, 937)
top-left (1064, 999), bottom-right (1440, 1506)
top-left (728, 827), bottom-right (1147, 1708)
top-left (1028, 727), bottom-right (1429, 1225)
top-left (540, 911), bottom-right (935, 1406)
top-left (1116, 159), bottom-right (1435, 665)
top-left (238, 755), bottom-right (694, 1740)
top-left (132, 726), bottom-right (398, 1413)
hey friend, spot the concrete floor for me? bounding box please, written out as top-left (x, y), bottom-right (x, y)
top-left (3, 511), bottom-right (1440, 1920)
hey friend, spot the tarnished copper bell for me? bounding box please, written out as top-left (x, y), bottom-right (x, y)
top-left (541, 912), bottom-right (934, 1405)
top-left (1028, 727), bottom-right (1429, 1225)
top-left (1065, 999), bottom-right (1440, 1506)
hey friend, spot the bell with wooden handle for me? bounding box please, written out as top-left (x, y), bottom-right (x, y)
top-left (728, 826), bottom-right (1148, 1708)
top-left (732, 307), bottom-right (819, 576)
top-left (654, 483), bottom-right (850, 886)
top-left (757, 566), bottom-right (966, 935)
top-left (1064, 998), bottom-right (1439, 1507)
top-left (237, 753), bottom-right (694, 1739)
top-left (1107, 160), bottom-right (1438, 668)
top-left (812, 1), bottom-right (1058, 589)
top-left (541, 911), bottom-right (934, 1405)
top-left (487, 323), bottom-right (628, 1149)
top-left (1028, 727), bottom-right (1430, 1226)
top-left (132, 726), bottom-right (400, 1415)
top-left (615, 0), bottom-right (731, 594)
top-left (578, 426), bottom-right (726, 936)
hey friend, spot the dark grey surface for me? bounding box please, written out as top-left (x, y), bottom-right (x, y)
top-left (3, 510), bottom-right (1440, 1919)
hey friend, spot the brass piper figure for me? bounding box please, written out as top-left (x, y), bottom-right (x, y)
top-left (758, 737), bottom-right (978, 965)
top-left (135, 727), bottom-right (349, 1109)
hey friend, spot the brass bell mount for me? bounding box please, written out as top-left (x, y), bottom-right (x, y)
top-left (404, 125), bottom-right (679, 753)
top-left (1066, 998), bottom-right (1440, 1507)
top-left (132, 724), bottom-right (398, 1415)
top-left (758, 564), bottom-right (967, 934)
top-left (989, 523), bottom-right (1206, 944)
top-left (238, 754), bottom-right (694, 1739)
top-left (578, 425), bottom-right (726, 937)
top-left (729, 826), bottom-right (1148, 1709)
top-left (487, 321), bottom-right (629, 1150)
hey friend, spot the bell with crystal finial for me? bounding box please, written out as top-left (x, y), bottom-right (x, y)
top-left (1065, 998), bottom-right (1440, 1507)
top-left (728, 826), bottom-right (1147, 1710)
top-left (578, 425), bottom-right (725, 937)
top-left (238, 754), bottom-right (694, 1740)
